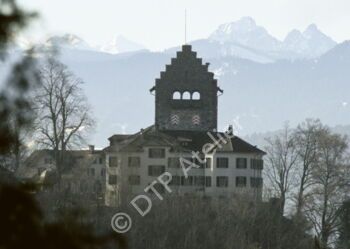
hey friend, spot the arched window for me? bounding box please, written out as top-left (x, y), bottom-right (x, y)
top-left (172, 91), bottom-right (181, 100)
top-left (183, 91), bottom-right (191, 100)
top-left (192, 91), bottom-right (200, 100)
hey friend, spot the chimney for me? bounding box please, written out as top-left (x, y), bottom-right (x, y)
top-left (227, 125), bottom-right (234, 136)
top-left (88, 145), bottom-right (95, 153)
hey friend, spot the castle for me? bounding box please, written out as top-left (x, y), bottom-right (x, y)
top-left (19, 45), bottom-right (265, 206)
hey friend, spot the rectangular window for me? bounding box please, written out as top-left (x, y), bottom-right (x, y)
top-left (216, 157), bottom-right (229, 168)
top-left (258, 159), bottom-right (263, 170)
top-left (168, 157), bottom-right (180, 168)
top-left (100, 169), bottom-right (105, 177)
top-left (128, 175), bottom-right (140, 185)
top-left (148, 165), bottom-right (165, 176)
top-left (251, 159), bottom-right (264, 170)
top-left (183, 157), bottom-right (193, 164)
top-left (250, 158), bottom-right (256, 169)
top-left (153, 184), bottom-right (165, 194)
top-left (170, 175), bottom-right (181, 186)
top-left (205, 158), bottom-right (212, 168)
top-left (250, 177), bottom-right (263, 188)
top-left (108, 175), bottom-right (117, 185)
top-left (236, 176), bottom-right (247, 187)
top-left (236, 158), bottom-right (247, 169)
top-left (93, 157), bottom-right (102, 164)
top-left (205, 176), bottom-right (212, 187)
top-left (181, 176), bottom-right (193, 186)
top-left (149, 148), bottom-right (165, 158)
top-left (109, 156), bottom-right (119, 167)
top-left (194, 176), bottom-right (205, 186)
top-left (216, 176), bottom-right (229, 187)
top-left (128, 157), bottom-right (140, 167)
top-left (178, 157), bottom-right (197, 169)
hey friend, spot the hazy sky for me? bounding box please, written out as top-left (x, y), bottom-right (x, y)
top-left (19, 0), bottom-right (350, 51)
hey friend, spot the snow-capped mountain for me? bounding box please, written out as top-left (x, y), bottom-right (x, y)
top-left (165, 38), bottom-right (277, 63)
top-left (44, 34), bottom-right (93, 51)
top-left (25, 34), bottom-right (147, 55)
top-left (100, 35), bottom-right (146, 54)
top-left (282, 24), bottom-right (336, 58)
top-left (207, 17), bottom-right (337, 61)
top-left (19, 18), bottom-right (336, 61)
top-left (209, 17), bottom-right (281, 52)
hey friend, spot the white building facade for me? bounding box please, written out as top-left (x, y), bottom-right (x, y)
top-left (104, 128), bottom-right (264, 206)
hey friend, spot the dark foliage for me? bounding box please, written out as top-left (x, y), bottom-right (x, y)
top-left (0, 183), bottom-right (127, 249)
top-left (121, 196), bottom-right (314, 249)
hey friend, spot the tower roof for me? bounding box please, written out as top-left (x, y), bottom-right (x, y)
top-left (104, 125), bottom-right (266, 155)
top-left (154, 45), bottom-right (216, 85)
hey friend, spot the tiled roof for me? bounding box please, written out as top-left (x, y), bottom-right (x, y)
top-left (104, 126), bottom-right (178, 152)
top-left (163, 129), bottom-right (266, 154)
top-left (105, 125), bottom-right (265, 155)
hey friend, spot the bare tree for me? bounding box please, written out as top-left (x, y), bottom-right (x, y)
top-left (264, 123), bottom-right (299, 214)
top-left (34, 58), bottom-right (94, 180)
top-left (304, 128), bottom-right (348, 247)
top-left (293, 119), bottom-right (327, 216)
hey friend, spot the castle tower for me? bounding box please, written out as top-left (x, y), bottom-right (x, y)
top-left (151, 45), bottom-right (222, 131)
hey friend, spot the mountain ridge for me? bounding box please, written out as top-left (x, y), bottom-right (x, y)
top-left (17, 16), bottom-right (339, 62)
